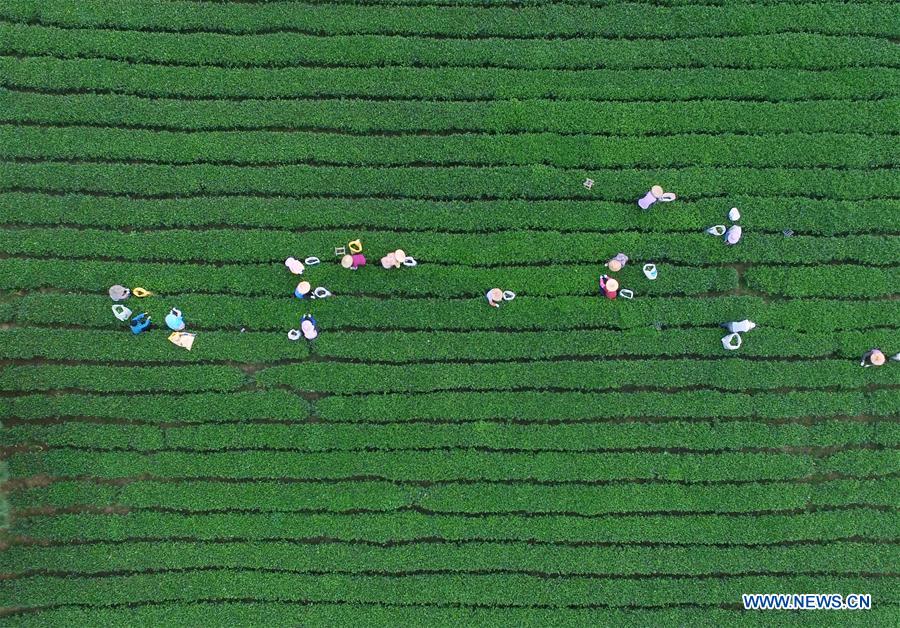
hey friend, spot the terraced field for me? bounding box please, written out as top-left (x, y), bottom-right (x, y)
top-left (1, 0), bottom-right (899, 624)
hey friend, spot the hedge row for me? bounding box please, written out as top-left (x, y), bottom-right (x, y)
top-left (8, 294), bottom-right (898, 335)
top-left (12, 508), bottom-right (896, 545)
top-left (7, 126), bottom-right (899, 168)
top-left (6, 23), bottom-right (898, 70)
top-left (2, 572), bottom-right (895, 609)
top-left (5, 56), bottom-right (900, 102)
top-left (9, 447), bottom-right (897, 482)
top-left (4, 91), bottom-right (897, 135)
top-left (4, 449), bottom-right (815, 482)
top-left (5, 537), bottom-right (896, 576)
top-left (5, 162), bottom-right (898, 201)
top-left (315, 390), bottom-right (899, 422)
top-left (8, 478), bottom-right (897, 516)
top-left (10, 604), bottom-right (898, 628)
top-left (1, 391), bottom-right (309, 423)
top-left (0, 258), bottom-right (740, 298)
top-left (256, 359), bottom-right (900, 394)
top-left (746, 266), bottom-right (900, 297)
top-left (0, 365), bottom-right (249, 393)
top-left (8, 419), bottom-right (898, 455)
top-left (2, 1), bottom-right (895, 37)
top-left (0, 328), bottom-right (312, 364)
top-left (3, 193), bottom-right (900, 236)
top-left (3, 227), bottom-right (898, 267)
top-left (3, 327), bottom-right (896, 364)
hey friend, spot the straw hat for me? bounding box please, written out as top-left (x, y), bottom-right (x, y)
top-left (296, 281), bottom-right (311, 295)
top-left (605, 278), bottom-right (619, 292)
top-left (394, 249), bottom-right (407, 264)
top-left (607, 259), bottom-right (622, 272)
top-left (871, 350), bottom-right (886, 366)
top-left (340, 254), bottom-right (354, 269)
top-left (651, 185), bottom-right (664, 198)
top-left (488, 288), bottom-right (503, 303)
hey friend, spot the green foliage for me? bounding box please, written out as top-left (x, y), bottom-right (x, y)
top-left (2, 227), bottom-right (898, 271)
top-left (5, 537), bottom-right (897, 575)
top-left (1, 0), bottom-right (896, 37)
top-left (3, 192), bottom-right (899, 236)
top-left (5, 22), bottom-right (898, 70)
top-left (1, 571), bottom-right (895, 609)
top-left (4, 56), bottom-right (899, 102)
top-left (316, 390), bottom-right (899, 422)
top-left (256, 359), bottom-right (900, 394)
top-left (5, 161), bottom-right (899, 200)
top-left (0, 365), bottom-right (248, 392)
top-left (8, 604), bottom-right (900, 628)
top-left (12, 508), bottom-right (897, 545)
top-left (8, 419), bottom-right (899, 454)
top-left (6, 125), bottom-right (900, 169)
top-left (1, 391), bottom-right (310, 423)
top-left (4, 91), bottom-right (898, 135)
top-left (1, 0), bottom-right (898, 623)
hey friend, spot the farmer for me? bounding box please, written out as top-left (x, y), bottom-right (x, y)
top-left (294, 281), bottom-right (311, 299)
top-left (381, 249), bottom-right (409, 269)
top-left (486, 288), bottom-right (504, 307)
top-left (381, 252), bottom-right (398, 269)
top-left (130, 312), bottom-right (151, 335)
top-left (721, 320), bottom-right (756, 333)
top-left (301, 314), bottom-right (318, 340)
top-left (599, 275), bottom-right (618, 299)
top-left (341, 253), bottom-right (366, 270)
top-left (861, 349), bottom-right (886, 367)
top-left (638, 185), bottom-right (676, 210)
top-left (606, 253), bottom-right (629, 272)
top-left (109, 284), bottom-right (130, 301)
top-left (165, 308), bottom-right (185, 331)
top-left (285, 257), bottom-right (305, 275)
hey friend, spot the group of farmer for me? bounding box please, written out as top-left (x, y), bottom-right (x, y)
top-left (114, 183), bottom-right (894, 368)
